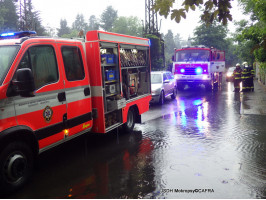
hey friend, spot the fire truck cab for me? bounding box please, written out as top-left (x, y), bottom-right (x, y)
top-left (0, 31), bottom-right (151, 193)
top-left (172, 46), bottom-right (225, 91)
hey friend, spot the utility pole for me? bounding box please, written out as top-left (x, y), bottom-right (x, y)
top-left (145, 0), bottom-right (159, 35)
top-left (144, 0), bottom-right (165, 70)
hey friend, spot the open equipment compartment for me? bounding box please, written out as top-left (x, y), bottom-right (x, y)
top-left (120, 44), bottom-right (150, 100)
top-left (86, 30), bottom-right (151, 133)
top-left (100, 42), bottom-right (125, 129)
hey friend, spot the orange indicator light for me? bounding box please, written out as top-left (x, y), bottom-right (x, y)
top-left (63, 129), bottom-right (69, 136)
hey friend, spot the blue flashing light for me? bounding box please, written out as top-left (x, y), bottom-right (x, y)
top-left (195, 67), bottom-right (203, 74)
top-left (180, 69), bottom-right (185, 73)
top-left (0, 31), bottom-right (36, 39)
top-left (148, 39), bottom-right (151, 46)
top-left (1, 32), bottom-right (15, 37)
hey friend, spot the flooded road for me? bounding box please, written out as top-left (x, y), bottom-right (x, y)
top-left (5, 81), bottom-right (266, 198)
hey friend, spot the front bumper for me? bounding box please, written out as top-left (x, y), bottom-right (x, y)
top-left (176, 79), bottom-right (211, 84)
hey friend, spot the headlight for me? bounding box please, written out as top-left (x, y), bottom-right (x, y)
top-left (202, 75), bottom-right (208, 80)
top-left (196, 67), bottom-right (203, 74)
top-left (227, 72), bottom-right (232, 77)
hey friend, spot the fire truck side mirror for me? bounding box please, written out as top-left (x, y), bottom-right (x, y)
top-left (172, 55), bottom-right (175, 61)
top-left (13, 68), bottom-right (36, 97)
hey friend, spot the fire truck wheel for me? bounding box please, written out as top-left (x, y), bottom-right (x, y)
top-left (0, 141), bottom-right (34, 194)
top-left (159, 91), bottom-right (165, 105)
top-left (123, 108), bottom-right (136, 133)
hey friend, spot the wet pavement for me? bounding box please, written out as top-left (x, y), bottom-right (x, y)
top-left (4, 80), bottom-right (266, 199)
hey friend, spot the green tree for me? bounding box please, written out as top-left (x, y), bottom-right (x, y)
top-left (0, 6), bottom-right (6, 30)
top-left (164, 30), bottom-right (176, 68)
top-left (174, 33), bottom-right (182, 49)
top-left (145, 34), bottom-right (165, 71)
top-left (0, 0), bottom-right (18, 33)
top-left (57, 19), bottom-right (71, 37)
top-left (72, 14), bottom-right (88, 32)
top-left (61, 30), bottom-right (80, 39)
top-left (88, 15), bottom-right (100, 31)
top-left (100, 6), bottom-right (118, 31)
top-left (193, 20), bottom-right (238, 67)
top-left (234, 20), bottom-right (256, 65)
top-left (164, 30), bottom-right (175, 54)
top-left (192, 21), bottom-right (228, 50)
top-left (112, 16), bottom-right (142, 37)
top-left (16, 0), bottom-right (46, 35)
top-left (153, 0), bottom-right (233, 25)
top-left (235, 0), bottom-right (266, 64)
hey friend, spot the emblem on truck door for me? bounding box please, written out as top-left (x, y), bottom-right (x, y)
top-left (43, 106), bottom-right (53, 123)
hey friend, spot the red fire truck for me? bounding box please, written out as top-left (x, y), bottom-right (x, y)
top-left (172, 46), bottom-right (225, 91)
top-left (0, 31), bottom-right (151, 193)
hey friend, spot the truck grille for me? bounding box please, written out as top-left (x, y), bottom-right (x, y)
top-left (182, 68), bottom-right (196, 75)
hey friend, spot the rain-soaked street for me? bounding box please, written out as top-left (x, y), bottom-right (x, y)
top-left (5, 80), bottom-right (266, 199)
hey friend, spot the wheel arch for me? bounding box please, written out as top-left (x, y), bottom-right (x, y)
top-left (0, 126), bottom-right (39, 159)
top-left (129, 104), bottom-right (141, 123)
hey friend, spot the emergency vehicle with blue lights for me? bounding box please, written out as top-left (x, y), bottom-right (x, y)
top-left (0, 31), bottom-right (151, 193)
top-left (172, 46), bottom-right (225, 91)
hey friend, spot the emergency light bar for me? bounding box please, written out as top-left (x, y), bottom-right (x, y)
top-left (0, 31), bottom-right (36, 39)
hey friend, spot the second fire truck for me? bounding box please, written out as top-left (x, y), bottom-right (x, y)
top-left (0, 30), bottom-right (151, 193)
top-left (172, 46), bottom-right (225, 91)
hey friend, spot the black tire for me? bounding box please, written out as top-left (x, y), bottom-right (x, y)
top-left (123, 108), bottom-right (136, 133)
top-left (0, 141), bottom-right (34, 195)
top-left (171, 88), bottom-right (176, 99)
top-left (158, 90), bottom-right (165, 105)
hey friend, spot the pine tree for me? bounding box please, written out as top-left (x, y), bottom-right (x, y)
top-left (72, 14), bottom-right (88, 32)
top-left (16, 0), bottom-right (46, 35)
top-left (57, 19), bottom-right (71, 37)
top-left (100, 6), bottom-right (118, 32)
top-left (0, 0), bottom-right (18, 33)
top-left (88, 15), bottom-right (100, 31)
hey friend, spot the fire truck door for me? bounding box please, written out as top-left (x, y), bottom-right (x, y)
top-left (60, 46), bottom-right (92, 137)
top-left (13, 45), bottom-right (67, 149)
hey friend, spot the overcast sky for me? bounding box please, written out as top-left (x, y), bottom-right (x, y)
top-left (32, 0), bottom-right (250, 39)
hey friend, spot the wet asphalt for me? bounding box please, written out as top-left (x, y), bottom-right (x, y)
top-left (4, 80), bottom-right (266, 199)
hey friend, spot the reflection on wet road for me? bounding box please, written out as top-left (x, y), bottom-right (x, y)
top-left (6, 82), bottom-right (266, 198)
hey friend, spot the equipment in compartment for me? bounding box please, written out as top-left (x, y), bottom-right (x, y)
top-left (105, 70), bottom-right (116, 81)
top-left (105, 111), bottom-right (118, 127)
top-left (106, 84), bottom-right (116, 94)
top-left (129, 73), bottom-right (138, 96)
top-left (120, 49), bottom-right (146, 67)
top-left (101, 54), bottom-right (115, 64)
top-left (107, 98), bottom-right (126, 112)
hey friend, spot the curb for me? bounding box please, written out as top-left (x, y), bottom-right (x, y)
top-left (257, 79), bottom-right (266, 92)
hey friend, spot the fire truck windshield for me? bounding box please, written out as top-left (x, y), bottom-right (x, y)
top-left (0, 46), bottom-right (19, 84)
top-left (175, 49), bottom-right (210, 62)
